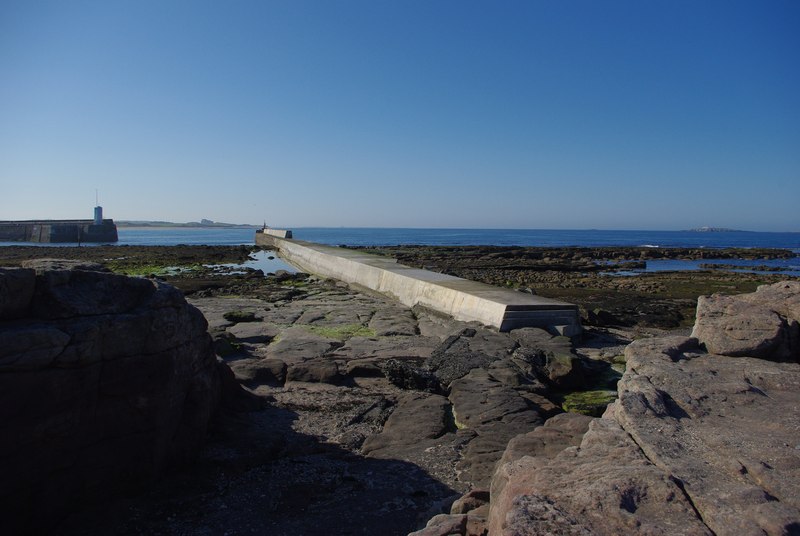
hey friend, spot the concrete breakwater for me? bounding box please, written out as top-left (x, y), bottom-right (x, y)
top-left (0, 219), bottom-right (118, 243)
top-left (256, 228), bottom-right (581, 334)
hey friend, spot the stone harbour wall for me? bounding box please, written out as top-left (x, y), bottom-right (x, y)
top-left (0, 220), bottom-right (118, 243)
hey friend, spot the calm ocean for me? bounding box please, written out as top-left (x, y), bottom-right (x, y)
top-left (112, 227), bottom-right (800, 249)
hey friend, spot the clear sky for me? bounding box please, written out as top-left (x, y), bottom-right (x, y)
top-left (1, 1), bottom-right (798, 231)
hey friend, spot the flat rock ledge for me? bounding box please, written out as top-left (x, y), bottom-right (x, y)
top-left (484, 281), bottom-right (800, 536)
top-left (0, 261), bottom-right (220, 534)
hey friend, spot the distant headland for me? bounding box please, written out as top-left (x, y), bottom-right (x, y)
top-left (685, 226), bottom-right (743, 232)
top-left (117, 219), bottom-right (259, 229)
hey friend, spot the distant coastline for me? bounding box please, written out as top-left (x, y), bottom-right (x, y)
top-left (685, 226), bottom-right (743, 233)
top-left (117, 219), bottom-right (259, 229)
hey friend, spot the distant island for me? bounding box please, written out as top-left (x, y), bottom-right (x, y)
top-left (685, 226), bottom-right (743, 233)
top-left (117, 219), bottom-right (259, 229)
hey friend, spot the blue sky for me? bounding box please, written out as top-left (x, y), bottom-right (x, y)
top-left (1, 1), bottom-right (798, 231)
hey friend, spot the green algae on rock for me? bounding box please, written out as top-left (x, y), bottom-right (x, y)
top-left (562, 389), bottom-right (618, 417)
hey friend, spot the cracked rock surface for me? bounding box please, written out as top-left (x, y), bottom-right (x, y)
top-left (54, 271), bottom-right (616, 536)
top-left (489, 282), bottom-right (800, 536)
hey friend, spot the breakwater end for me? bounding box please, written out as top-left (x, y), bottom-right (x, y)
top-left (256, 228), bottom-right (581, 334)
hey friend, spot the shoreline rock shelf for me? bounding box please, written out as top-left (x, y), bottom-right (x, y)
top-left (3, 247), bottom-right (798, 534)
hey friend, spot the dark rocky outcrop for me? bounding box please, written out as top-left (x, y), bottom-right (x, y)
top-left (0, 260), bottom-right (220, 534)
top-left (487, 282), bottom-right (800, 536)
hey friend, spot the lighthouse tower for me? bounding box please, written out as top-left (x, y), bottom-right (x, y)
top-left (93, 205), bottom-right (103, 225)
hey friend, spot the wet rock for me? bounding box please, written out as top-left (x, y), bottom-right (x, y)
top-left (513, 345), bottom-right (587, 390)
top-left (381, 358), bottom-right (441, 393)
top-left (585, 307), bottom-right (620, 327)
top-left (427, 328), bottom-right (516, 386)
top-left (561, 389), bottom-right (617, 416)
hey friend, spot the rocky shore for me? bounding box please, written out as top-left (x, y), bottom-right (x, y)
top-left (1, 245), bottom-right (798, 535)
top-left (346, 245), bottom-right (798, 330)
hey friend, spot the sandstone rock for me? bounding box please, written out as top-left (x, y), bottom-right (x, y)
top-left (29, 265), bottom-right (157, 319)
top-left (217, 358), bottom-right (267, 412)
top-left (487, 283), bottom-right (800, 535)
top-left (368, 306), bottom-right (418, 336)
top-left (362, 394), bottom-right (451, 457)
top-left (229, 357), bottom-right (287, 386)
top-left (692, 280), bottom-right (800, 361)
top-left (489, 412), bottom-right (592, 532)
top-left (409, 513), bottom-right (468, 536)
top-left (449, 368), bottom-right (546, 486)
top-left (509, 326), bottom-right (560, 348)
top-left (331, 334), bottom-right (438, 361)
top-left (542, 349), bottom-right (586, 388)
top-left (585, 307), bottom-right (620, 327)
top-left (0, 265), bottom-right (220, 534)
top-left (286, 359), bottom-right (341, 384)
top-left (344, 357), bottom-right (385, 377)
top-left (613, 336), bottom-right (800, 535)
top-left (226, 320), bottom-right (280, 343)
top-left (0, 267), bottom-right (35, 319)
top-left (0, 324), bottom-right (70, 370)
top-left (492, 418), bottom-right (712, 535)
top-left (265, 325), bottom-right (341, 363)
top-left (20, 258), bottom-right (109, 273)
top-left (450, 489), bottom-right (490, 514)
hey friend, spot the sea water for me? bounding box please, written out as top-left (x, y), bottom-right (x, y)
top-left (2, 227), bottom-right (799, 276)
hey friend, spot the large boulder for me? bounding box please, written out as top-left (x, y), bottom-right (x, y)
top-left (0, 263), bottom-right (220, 534)
top-left (488, 282), bottom-right (800, 535)
top-left (692, 280), bottom-right (800, 361)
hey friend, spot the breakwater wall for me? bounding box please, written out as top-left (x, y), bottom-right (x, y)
top-left (0, 220), bottom-right (118, 243)
top-left (256, 229), bottom-right (581, 334)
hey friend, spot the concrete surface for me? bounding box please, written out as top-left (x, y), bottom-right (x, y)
top-left (255, 230), bottom-right (580, 334)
